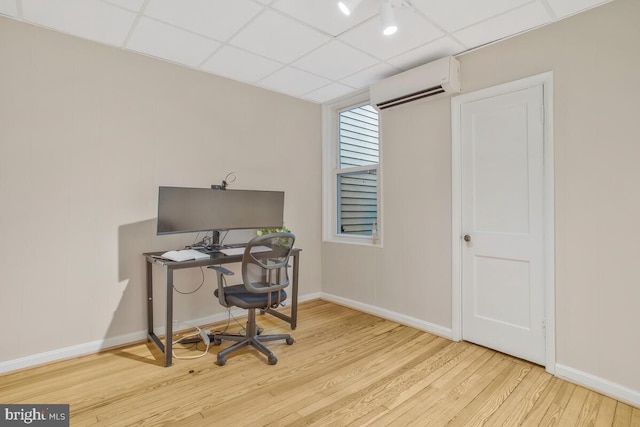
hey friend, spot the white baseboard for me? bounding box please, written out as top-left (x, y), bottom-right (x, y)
top-left (555, 364), bottom-right (640, 408)
top-left (0, 292), bottom-right (322, 375)
top-left (0, 314), bottom-right (230, 375)
top-left (319, 292), bottom-right (453, 339)
top-left (299, 292), bottom-right (322, 302)
top-left (0, 330), bottom-right (147, 375)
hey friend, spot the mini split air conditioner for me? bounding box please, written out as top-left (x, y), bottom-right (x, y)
top-left (370, 56), bottom-right (461, 110)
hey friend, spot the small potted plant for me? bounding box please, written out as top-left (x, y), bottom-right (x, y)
top-left (257, 226), bottom-right (293, 248)
top-left (256, 225), bottom-right (291, 237)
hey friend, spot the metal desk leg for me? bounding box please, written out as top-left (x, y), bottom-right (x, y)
top-left (146, 261), bottom-right (154, 336)
top-left (291, 253), bottom-right (299, 329)
top-left (262, 252), bottom-right (299, 329)
top-left (146, 260), bottom-right (168, 362)
top-left (165, 268), bottom-right (174, 367)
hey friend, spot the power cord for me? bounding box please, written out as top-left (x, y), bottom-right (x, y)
top-left (172, 321), bottom-right (210, 360)
top-left (172, 267), bottom-right (205, 295)
top-left (172, 269), bottom-right (253, 360)
top-left (218, 230), bottom-right (229, 245)
top-left (217, 274), bottom-right (247, 335)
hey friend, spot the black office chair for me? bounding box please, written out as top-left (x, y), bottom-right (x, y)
top-left (208, 232), bottom-right (295, 366)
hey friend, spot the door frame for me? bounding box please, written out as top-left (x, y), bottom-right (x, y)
top-left (451, 72), bottom-right (556, 373)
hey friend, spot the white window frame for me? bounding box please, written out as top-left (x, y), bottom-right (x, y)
top-left (322, 89), bottom-right (382, 246)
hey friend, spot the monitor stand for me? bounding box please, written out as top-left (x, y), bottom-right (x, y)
top-left (210, 230), bottom-right (220, 246)
top-left (189, 230), bottom-right (221, 252)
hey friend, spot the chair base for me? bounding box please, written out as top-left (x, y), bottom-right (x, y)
top-left (213, 309), bottom-right (293, 365)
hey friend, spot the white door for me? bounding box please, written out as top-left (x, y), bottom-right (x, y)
top-left (461, 85), bottom-right (546, 365)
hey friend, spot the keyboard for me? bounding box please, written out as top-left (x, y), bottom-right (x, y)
top-left (220, 245), bottom-right (272, 256)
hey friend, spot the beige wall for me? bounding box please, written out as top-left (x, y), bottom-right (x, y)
top-left (0, 16), bottom-right (322, 367)
top-left (322, 0), bottom-right (640, 396)
top-left (322, 96), bottom-right (453, 330)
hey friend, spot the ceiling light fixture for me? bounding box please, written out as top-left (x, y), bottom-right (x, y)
top-left (338, 0), bottom-right (363, 16)
top-left (380, 0), bottom-right (398, 36)
top-left (339, 0), bottom-right (408, 36)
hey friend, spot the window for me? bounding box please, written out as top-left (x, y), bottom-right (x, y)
top-left (323, 93), bottom-right (381, 245)
top-left (337, 105), bottom-right (379, 236)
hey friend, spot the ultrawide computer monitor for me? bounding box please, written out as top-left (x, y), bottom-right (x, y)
top-left (157, 186), bottom-right (284, 235)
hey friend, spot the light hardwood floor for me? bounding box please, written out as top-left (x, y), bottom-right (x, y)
top-left (1, 300), bottom-right (638, 426)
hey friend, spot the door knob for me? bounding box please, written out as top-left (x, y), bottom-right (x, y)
top-left (463, 234), bottom-right (472, 242)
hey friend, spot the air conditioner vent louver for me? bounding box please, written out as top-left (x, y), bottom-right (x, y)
top-left (370, 56), bottom-right (461, 111)
top-left (376, 85), bottom-right (446, 110)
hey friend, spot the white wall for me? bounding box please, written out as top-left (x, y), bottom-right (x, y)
top-left (322, 0), bottom-right (640, 402)
top-left (0, 16), bottom-right (322, 369)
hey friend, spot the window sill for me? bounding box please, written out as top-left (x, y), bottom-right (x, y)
top-left (323, 235), bottom-right (382, 248)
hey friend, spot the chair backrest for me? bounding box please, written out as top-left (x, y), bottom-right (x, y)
top-left (241, 232), bottom-right (295, 295)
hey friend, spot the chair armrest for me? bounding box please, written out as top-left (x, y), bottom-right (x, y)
top-left (208, 266), bottom-right (235, 275)
top-left (207, 265), bottom-right (235, 308)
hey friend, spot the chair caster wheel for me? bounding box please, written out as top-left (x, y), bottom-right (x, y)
top-left (286, 337), bottom-right (294, 345)
top-left (217, 355), bottom-right (227, 366)
top-left (257, 327), bottom-right (263, 335)
top-left (268, 355), bottom-right (277, 365)
top-left (213, 338), bottom-right (222, 346)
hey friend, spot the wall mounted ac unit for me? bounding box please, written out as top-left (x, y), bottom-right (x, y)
top-left (370, 56), bottom-right (461, 110)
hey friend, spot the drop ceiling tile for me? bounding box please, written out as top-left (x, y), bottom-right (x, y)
top-left (7, 0), bottom-right (615, 104)
top-left (303, 82), bottom-right (355, 103)
top-left (340, 62), bottom-right (399, 89)
top-left (126, 17), bottom-right (220, 67)
top-left (339, 9), bottom-right (443, 60)
top-left (21, 0), bottom-right (137, 46)
top-left (387, 36), bottom-right (466, 71)
top-left (229, 10), bottom-right (330, 63)
top-left (412, 0), bottom-right (531, 32)
top-left (201, 45), bottom-right (283, 83)
top-left (102, 0), bottom-right (144, 13)
top-left (272, 0), bottom-right (378, 37)
top-left (546, 0), bottom-right (611, 18)
top-left (0, 0), bottom-right (17, 17)
top-left (259, 66), bottom-right (330, 96)
top-left (293, 40), bottom-right (378, 80)
top-left (454, 2), bottom-right (551, 48)
top-left (143, 0), bottom-right (262, 41)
